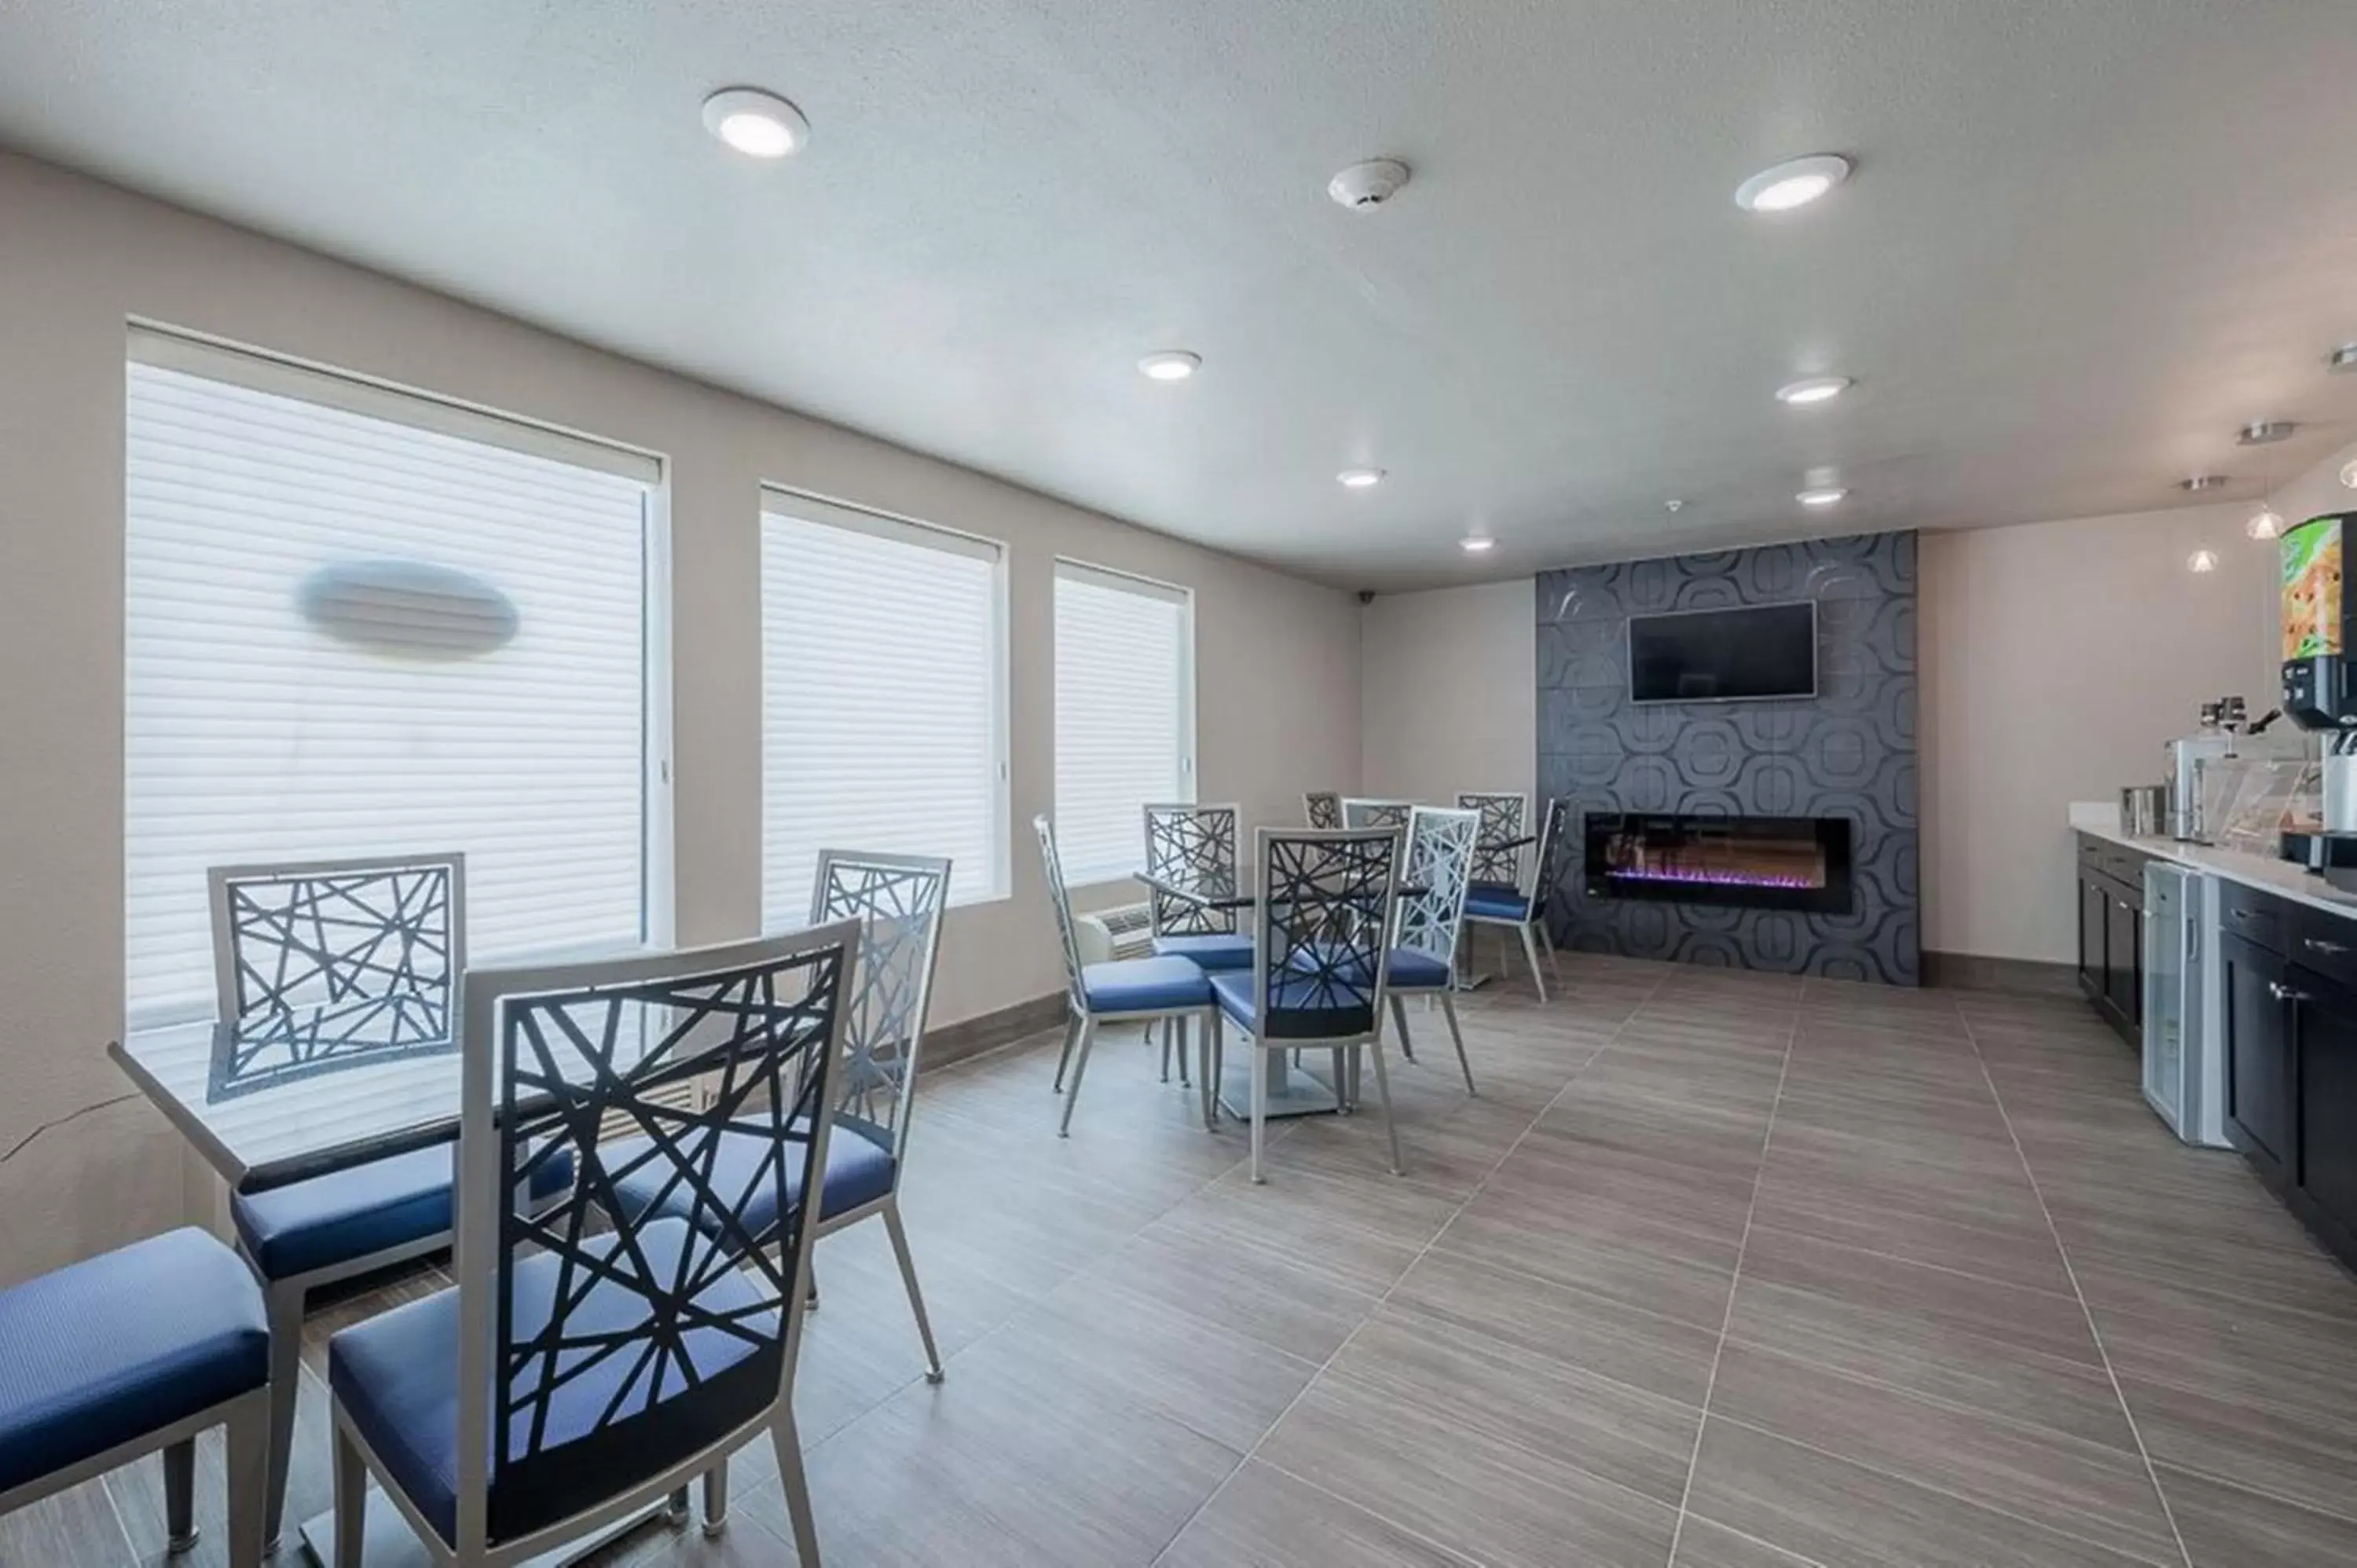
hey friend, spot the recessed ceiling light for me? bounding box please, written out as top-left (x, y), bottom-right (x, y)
top-left (1337, 467), bottom-right (1386, 489)
top-left (2328, 343), bottom-right (2357, 374)
top-left (1797, 485), bottom-right (1849, 507)
top-left (2238, 420), bottom-right (2297, 446)
top-left (1735, 155), bottom-right (1852, 214)
top-left (702, 87), bottom-right (811, 159)
top-left (1460, 534), bottom-right (1496, 554)
top-left (2179, 474), bottom-right (2230, 493)
top-left (1776, 376), bottom-right (1853, 406)
top-left (1138, 351), bottom-right (1200, 382)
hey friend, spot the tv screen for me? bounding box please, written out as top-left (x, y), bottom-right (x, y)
top-left (1628, 602), bottom-right (1817, 703)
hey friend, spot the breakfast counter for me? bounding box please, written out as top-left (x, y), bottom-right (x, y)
top-left (2067, 800), bottom-right (2357, 919)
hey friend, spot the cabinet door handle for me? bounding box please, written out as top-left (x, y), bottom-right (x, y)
top-left (2306, 936), bottom-right (2351, 957)
top-left (2268, 980), bottom-right (2311, 1003)
top-left (2230, 908), bottom-right (2257, 924)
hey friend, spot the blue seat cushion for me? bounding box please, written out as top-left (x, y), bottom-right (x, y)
top-left (1464, 888), bottom-right (1533, 922)
top-left (329, 1216), bottom-right (773, 1547)
top-left (1081, 955), bottom-right (1213, 1014)
top-left (1149, 932), bottom-right (1255, 972)
top-left (1210, 969), bottom-right (1375, 1042)
top-left (602, 1119), bottom-right (896, 1240)
top-left (233, 1142), bottom-right (577, 1282)
top-left (0, 1227), bottom-right (269, 1493)
top-left (1387, 949), bottom-right (1453, 991)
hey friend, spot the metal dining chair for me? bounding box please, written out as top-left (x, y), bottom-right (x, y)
top-left (1142, 804), bottom-right (1252, 1083)
top-left (1455, 791), bottom-right (1529, 892)
top-left (207, 852), bottom-right (575, 1550)
top-left (1303, 791), bottom-right (1343, 830)
top-left (1340, 797), bottom-right (1416, 830)
top-left (1387, 807), bottom-right (1482, 1094)
top-left (1464, 797), bottom-right (1569, 1003)
top-left (1205, 826), bottom-right (1406, 1183)
top-left (324, 923), bottom-right (856, 1566)
top-left (608, 850), bottom-right (952, 1387)
top-left (1036, 815), bottom-right (1219, 1136)
top-left (0, 1229), bottom-right (272, 1566)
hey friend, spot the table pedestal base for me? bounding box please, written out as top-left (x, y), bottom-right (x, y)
top-left (298, 1489), bottom-right (681, 1566)
top-left (1218, 1050), bottom-right (1343, 1122)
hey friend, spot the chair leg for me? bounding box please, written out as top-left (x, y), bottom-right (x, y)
top-left (1518, 925), bottom-right (1549, 1005)
top-left (1441, 993), bottom-right (1478, 1096)
top-left (1248, 1040), bottom-right (1268, 1184)
top-left (702, 1462), bottom-right (729, 1538)
top-left (1157, 1018), bottom-right (1171, 1083)
top-left (771, 1408), bottom-right (823, 1566)
top-left (1539, 918), bottom-right (1562, 980)
top-left (332, 1420), bottom-right (367, 1568)
top-left (882, 1199), bottom-right (946, 1383)
top-left (1200, 1011), bottom-right (1222, 1130)
top-left (260, 1278), bottom-right (302, 1549)
top-left (1051, 1014), bottom-right (1080, 1092)
top-left (1330, 1046), bottom-right (1349, 1114)
top-left (224, 1391), bottom-right (267, 1568)
top-left (1175, 1014), bottom-right (1191, 1088)
top-left (1388, 992), bottom-right (1417, 1062)
top-left (1365, 1041), bottom-right (1405, 1177)
top-left (1058, 1017), bottom-right (1100, 1137)
top-left (163, 1438), bottom-right (197, 1554)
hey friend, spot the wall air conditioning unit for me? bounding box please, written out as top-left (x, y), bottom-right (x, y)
top-left (1076, 902), bottom-right (1157, 963)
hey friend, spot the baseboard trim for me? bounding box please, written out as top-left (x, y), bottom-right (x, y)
top-left (926, 991), bottom-right (1069, 1070)
top-left (1923, 951), bottom-right (2080, 998)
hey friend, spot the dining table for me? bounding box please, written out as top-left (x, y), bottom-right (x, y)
top-left (1138, 865), bottom-right (1428, 1122)
top-left (108, 989), bottom-right (687, 1568)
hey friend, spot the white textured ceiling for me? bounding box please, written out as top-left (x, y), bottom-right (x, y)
top-left (4, 0), bottom-right (2355, 589)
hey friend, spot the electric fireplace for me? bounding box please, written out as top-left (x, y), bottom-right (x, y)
top-left (1583, 813), bottom-right (1854, 914)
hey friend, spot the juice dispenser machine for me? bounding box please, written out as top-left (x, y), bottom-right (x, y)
top-left (2279, 511), bottom-right (2357, 888)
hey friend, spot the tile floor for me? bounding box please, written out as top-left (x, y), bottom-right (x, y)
top-left (15, 954), bottom-right (2357, 1566)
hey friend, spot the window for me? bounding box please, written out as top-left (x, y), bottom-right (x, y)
top-left (124, 328), bottom-right (665, 1026)
top-left (1053, 560), bottom-right (1195, 885)
top-left (760, 490), bottom-right (1008, 923)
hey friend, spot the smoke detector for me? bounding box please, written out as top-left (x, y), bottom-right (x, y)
top-left (1329, 159), bottom-right (1411, 211)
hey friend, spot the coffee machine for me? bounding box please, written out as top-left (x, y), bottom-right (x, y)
top-left (2278, 511), bottom-right (2357, 888)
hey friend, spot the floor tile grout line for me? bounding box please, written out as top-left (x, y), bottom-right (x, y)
top-left (1146, 973), bottom-right (1673, 1565)
top-left (1248, 1456), bottom-right (1496, 1568)
top-left (1671, 1512), bottom-right (1833, 1568)
top-left (1699, 1407), bottom-right (2190, 1568)
top-left (1732, 1214), bottom-right (2091, 1302)
top-left (1958, 1008), bottom-right (2197, 1568)
top-left (1663, 1002), bottom-right (1801, 1566)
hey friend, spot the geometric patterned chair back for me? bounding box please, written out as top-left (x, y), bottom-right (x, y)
top-left (1030, 815), bottom-right (1089, 1012)
top-left (451, 922), bottom-right (856, 1550)
top-left (1454, 792), bottom-right (1527, 888)
top-left (1303, 791), bottom-right (1343, 830)
top-left (1142, 803), bottom-right (1241, 938)
top-left (809, 849), bottom-right (951, 1162)
top-left (1340, 798), bottom-right (1415, 831)
top-left (1527, 797), bottom-right (1571, 911)
top-left (1245, 826), bottom-right (1402, 1041)
top-left (205, 852), bottom-right (465, 1094)
top-left (1394, 808), bottom-right (1479, 973)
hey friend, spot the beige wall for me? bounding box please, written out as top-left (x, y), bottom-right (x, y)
top-left (0, 150), bottom-right (1361, 1282)
top-left (1921, 443), bottom-right (2357, 964)
top-left (1358, 581), bottom-right (1536, 807)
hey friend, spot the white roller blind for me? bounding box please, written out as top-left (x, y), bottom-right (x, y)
top-left (125, 342), bottom-right (656, 1027)
top-left (1054, 561), bottom-right (1194, 885)
top-left (761, 493), bottom-right (1007, 924)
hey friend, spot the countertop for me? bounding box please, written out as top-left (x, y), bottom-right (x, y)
top-left (2069, 800), bottom-right (2357, 919)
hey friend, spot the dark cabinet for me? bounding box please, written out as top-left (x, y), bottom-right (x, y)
top-left (2074, 835), bottom-right (2146, 1048)
top-left (2207, 878), bottom-right (2357, 1269)
top-left (2220, 931), bottom-right (2295, 1180)
top-left (2292, 965), bottom-right (2357, 1257)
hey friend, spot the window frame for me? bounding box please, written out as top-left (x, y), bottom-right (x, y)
top-left (756, 484), bottom-right (1013, 918)
top-left (1051, 556), bottom-right (1199, 888)
top-left (122, 322), bottom-right (675, 1024)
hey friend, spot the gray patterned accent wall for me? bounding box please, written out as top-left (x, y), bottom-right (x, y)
top-left (1535, 531), bottom-right (1919, 984)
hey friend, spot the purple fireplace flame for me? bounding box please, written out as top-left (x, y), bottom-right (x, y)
top-left (1605, 865), bottom-right (1820, 891)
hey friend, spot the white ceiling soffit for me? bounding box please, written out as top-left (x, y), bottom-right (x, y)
top-left (2, 0), bottom-right (2355, 590)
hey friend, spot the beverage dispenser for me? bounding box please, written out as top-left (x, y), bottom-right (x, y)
top-left (2280, 511), bottom-right (2357, 885)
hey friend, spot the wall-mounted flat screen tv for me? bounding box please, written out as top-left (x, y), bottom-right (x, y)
top-left (1627, 601), bottom-right (1817, 703)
